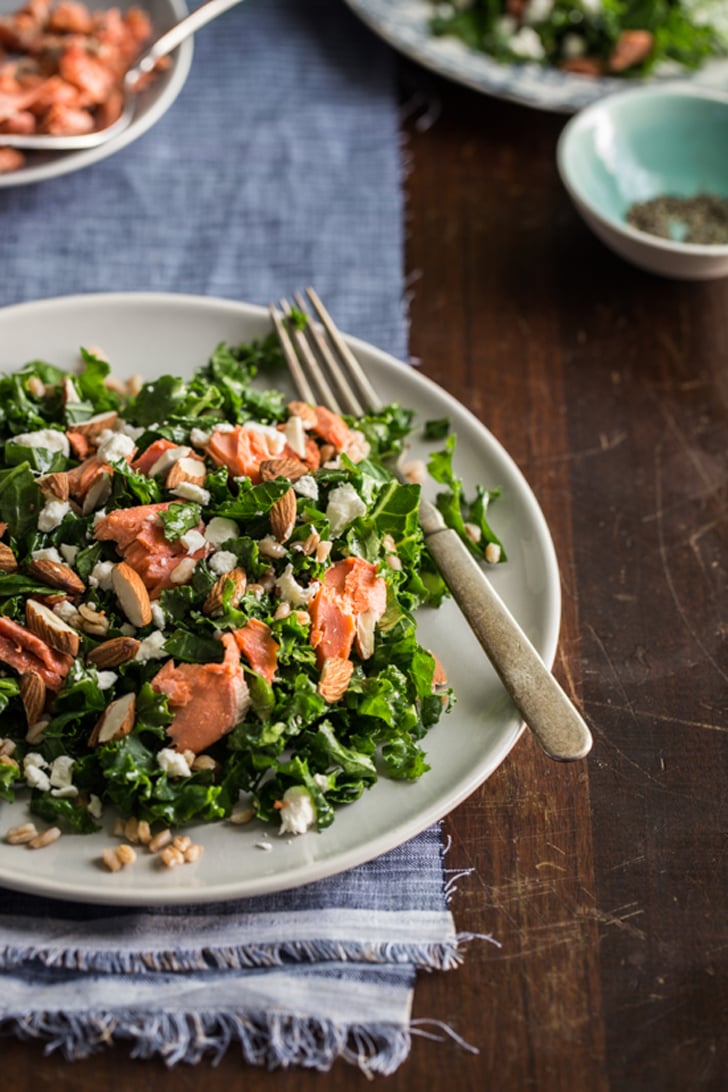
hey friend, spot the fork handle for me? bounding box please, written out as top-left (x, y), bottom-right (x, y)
top-left (422, 522), bottom-right (592, 761)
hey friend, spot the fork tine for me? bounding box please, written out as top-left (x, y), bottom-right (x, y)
top-left (305, 286), bottom-right (383, 413)
top-left (268, 303), bottom-right (317, 405)
top-left (292, 291), bottom-right (365, 418)
top-left (278, 298), bottom-right (343, 414)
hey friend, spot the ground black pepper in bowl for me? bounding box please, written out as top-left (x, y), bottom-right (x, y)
top-left (626, 194), bottom-right (728, 246)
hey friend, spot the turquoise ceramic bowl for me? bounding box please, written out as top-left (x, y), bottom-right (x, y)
top-left (557, 85), bottom-right (728, 280)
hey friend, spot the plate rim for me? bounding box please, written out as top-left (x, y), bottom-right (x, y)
top-left (0, 290), bottom-right (561, 904)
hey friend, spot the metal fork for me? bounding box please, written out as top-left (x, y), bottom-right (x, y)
top-left (270, 288), bottom-right (593, 762)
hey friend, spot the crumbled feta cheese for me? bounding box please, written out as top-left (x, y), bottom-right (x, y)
top-left (171, 482), bottom-right (211, 505)
top-left (59, 543), bottom-right (79, 565)
top-left (118, 420), bottom-right (146, 441)
top-left (204, 517), bottom-right (239, 549)
top-left (31, 546), bottom-right (63, 564)
top-left (148, 444), bottom-right (191, 478)
top-left (13, 428), bottom-right (70, 458)
top-left (509, 26), bottom-right (545, 60)
top-left (89, 560), bottom-right (115, 591)
top-left (277, 785), bottom-right (316, 835)
top-left (275, 563), bottom-right (320, 607)
top-left (92, 508), bottom-right (107, 528)
top-left (53, 600), bottom-right (82, 628)
top-left (37, 499), bottom-right (71, 533)
top-left (135, 630), bottom-right (167, 663)
top-left (313, 773), bottom-right (330, 792)
top-left (88, 794), bottom-right (103, 819)
top-left (49, 755), bottom-right (74, 788)
top-left (209, 549), bottom-right (238, 575)
top-left (96, 671), bottom-right (118, 691)
top-left (51, 785), bottom-right (79, 798)
top-left (189, 427), bottom-right (212, 447)
top-left (157, 748), bottom-right (192, 778)
top-left (293, 475), bottom-right (319, 501)
top-left (119, 623), bottom-right (137, 637)
top-left (212, 422), bottom-right (235, 434)
top-left (180, 528), bottom-right (207, 555)
top-left (325, 482), bottom-right (367, 537)
top-left (561, 32), bottom-right (586, 59)
top-left (96, 429), bottom-right (136, 464)
top-left (24, 752), bottom-right (48, 770)
top-left (24, 763), bottom-right (51, 793)
top-left (524, 0), bottom-right (553, 23)
top-left (150, 602), bottom-right (166, 630)
top-left (284, 415), bottom-right (307, 458)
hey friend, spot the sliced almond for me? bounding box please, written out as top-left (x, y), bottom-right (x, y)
top-left (203, 567), bottom-right (247, 616)
top-left (27, 558), bottom-right (86, 597)
top-left (20, 671), bottom-right (46, 727)
top-left (62, 376), bottom-right (81, 404)
top-left (37, 471), bottom-right (70, 502)
top-left (355, 609), bottom-right (377, 661)
top-left (165, 455), bottom-right (206, 490)
top-left (86, 636), bottom-right (140, 668)
top-left (0, 542), bottom-right (17, 573)
top-left (81, 470), bottom-right (112, 515)
top-left (259, 456), bottom-right (309, 483)
top-left (71, 410), bottom-right (118, 438)
top-left (318, 657), bottom-right (354, 703)
top-left (89, 692), bottom-right (136, 747)
top-left (25, 599), bottom-right (81, 657)
top-left (269, 487), bottom-right (297, 544)
top-left (287, 401), bottom-right (318, 430)
top-left (111, 562), bottom-right (152, 627)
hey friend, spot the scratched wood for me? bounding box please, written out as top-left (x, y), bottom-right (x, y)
top-left (5, 67), bottom-right (728, 1092)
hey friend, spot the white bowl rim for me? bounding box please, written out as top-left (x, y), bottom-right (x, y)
top-left (556, 82), bottom-right (728, 259)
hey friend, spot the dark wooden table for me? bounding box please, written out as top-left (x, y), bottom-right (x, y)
top-left (5, 61), bottom-right (727, 1092)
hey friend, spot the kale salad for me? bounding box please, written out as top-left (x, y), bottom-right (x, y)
top-left (0, 325), bottom-right (504, 850)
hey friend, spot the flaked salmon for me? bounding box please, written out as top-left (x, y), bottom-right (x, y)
top-left (0, 615), bottom-right (73, 691)
top-left (151, 633), bottom-right (250, 754)
top-left (309, 557), bottom-right (386, 666)
top-left (233, 618), bottom-right (279, 684)
top-left (94, 502), bottom-right (208, 597)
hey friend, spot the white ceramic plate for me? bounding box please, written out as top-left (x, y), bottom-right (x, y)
top-left (0, 292), bottom-right (560, 905)
top-left (0, 0), bottom-right (192, 188)
top-left (344, 0), bottom-right (728, 114)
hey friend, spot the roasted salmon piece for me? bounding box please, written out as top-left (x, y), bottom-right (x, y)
top-left (233, 618), bottom-right (279, 684)
top-left (95, 502), bottom-right (208, 597)
top-left (309, 557), bottom-right (386, 667)
top-left (204, 424), bottom-right (291, 484)
top-left (151, 633), bottom-right (250, 754)
top-left (0, 615), bottom-right (73, 691)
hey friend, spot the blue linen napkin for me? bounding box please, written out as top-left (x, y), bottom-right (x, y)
top-left (0, 0), bottom-right (481, 1073)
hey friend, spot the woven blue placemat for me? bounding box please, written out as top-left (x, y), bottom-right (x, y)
top-left (0, 0), bottom-right (482, 1074)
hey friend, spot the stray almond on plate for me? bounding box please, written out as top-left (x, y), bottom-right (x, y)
top-left (89, 691), bottom-right (136, 747)
top-left (27, 558), bottom-right (85, 596)
top-left (270, 487), bottom-right (297, 543)
top-left (20, 670), bottom-right (46, 727)
top-left (111, 562), bottom-right (152, 627)
top-left (86, 636), bottom-right (140, 668)
top-left (318, 656), bottom-right (354, 703)
top-left (25, 598), bottom-right (81, 657)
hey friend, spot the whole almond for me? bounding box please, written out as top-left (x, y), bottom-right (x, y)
top-left (203, 567), bottom-right (247, 616)
top-left (20, 671), bottom-right (46, 727)
top-left (269, 487), bottom-right (297, 544)
top-left (89, 692), bottom-right (136, 747)
top-left (287, 401), bottom-right (318, 430)
top-left (166, 456), bottom-right (206, 490)
top-left (259, 456), bottom-right (309, 483)
top-left (318, 656), bottom-right (354, 703)
top-left (37, 471), bottom-right (70, 501)
top-left (27, 558), bottom-right (85, 597)
top-left (0, 542), bottom-right (17, 573)
top-left (87, 636), bottom-right (140, 668)
top-left (71, 410), bottom-right (118, 438)
top-left (25, 598), bottom-right (81, 657)
top-left (111, 562), bottom-right (152, 627)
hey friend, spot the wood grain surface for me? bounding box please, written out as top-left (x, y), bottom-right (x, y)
top-left (4, 62), bottom-right (727, 1092)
